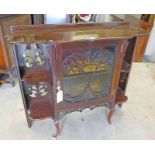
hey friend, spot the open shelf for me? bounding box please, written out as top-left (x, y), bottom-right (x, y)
top-left (22, 68), bottom-right (50, 79)
top-left (115, 87), bottom-right (128, 104)
top-left (20, 68), bottom-right (53, 86)
top-left (19, 60), bottom-right (51, 78)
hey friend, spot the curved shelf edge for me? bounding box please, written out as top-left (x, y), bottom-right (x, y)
top-left (115, 88), bottom-right (128, 104)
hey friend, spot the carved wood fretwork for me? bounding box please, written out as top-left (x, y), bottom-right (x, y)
top-left (58, 102), bottom-right (113, 119)
top-left (22, 44), bottom-right (45, 68)
top-left (25, 82), bottom-right (48, 98)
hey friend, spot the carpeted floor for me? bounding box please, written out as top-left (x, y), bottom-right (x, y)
top-left (0, 62), bottom-right (155, 140)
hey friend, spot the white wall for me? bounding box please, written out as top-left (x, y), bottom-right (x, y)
top-left (114, 14), bottom-right (141, 20)
top-left (144, 19), bottom-right (155, 62)
top-left (44, 14), bottom-right (67, 24)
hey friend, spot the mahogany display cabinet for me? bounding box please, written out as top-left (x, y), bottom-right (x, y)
top-left (10, 23), bottom-right (148, 137)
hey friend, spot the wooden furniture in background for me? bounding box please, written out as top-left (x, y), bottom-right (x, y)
top-left (119, 15), bottom-right (152, 62)
top-left (133, 21), bottom-right (152, 61)
top-left (10, 23), bottom-right (148, 137)
top-left (141, 14), bottom-right (155, 25)
top-left (0, 14), bottom-right (32, 86)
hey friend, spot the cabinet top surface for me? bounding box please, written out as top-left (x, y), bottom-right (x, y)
top-left (9, 22), bottom-right (148, 43)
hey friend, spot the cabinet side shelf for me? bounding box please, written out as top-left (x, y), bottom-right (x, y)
top-left (115, 87), bottom-right (128, 104)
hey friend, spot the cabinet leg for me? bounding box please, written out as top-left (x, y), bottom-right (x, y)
top-left (108, 108), bottom-right (115, 124)
top-left (53, 120), bottom-right (60, 138)
top-left (27, 119), bottom-right (32, 128)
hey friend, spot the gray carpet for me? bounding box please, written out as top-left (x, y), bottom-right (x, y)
top-left (0, 62), bottom-right (155, 139)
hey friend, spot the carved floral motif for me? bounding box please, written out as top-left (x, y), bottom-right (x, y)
top-left (26, 82), bottom-right (48, 98)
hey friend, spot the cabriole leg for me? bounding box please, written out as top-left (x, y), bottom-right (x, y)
top-left (53, 120), bottom-right (60, 138)
top-left (108, 108), bottom-right (115, 124)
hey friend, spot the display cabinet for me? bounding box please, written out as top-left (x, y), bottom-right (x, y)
top-left (10, 23), bottom-right (148, 137)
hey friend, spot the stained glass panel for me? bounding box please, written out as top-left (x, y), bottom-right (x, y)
top-left (63, 45), bottom-right (116, 103)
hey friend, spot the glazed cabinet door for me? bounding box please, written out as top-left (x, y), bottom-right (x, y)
top-left (55, 39), bottom-right (127, 114)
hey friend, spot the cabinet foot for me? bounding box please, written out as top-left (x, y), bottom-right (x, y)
top-left (118, 103), bottom-right (122, 108)
top-left (27, 119), bottom-right (32, 128)
top-left (108, 108), bottom-right (115, 124)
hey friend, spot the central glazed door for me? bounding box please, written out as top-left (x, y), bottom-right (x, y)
top-left (54, 39), bottom-right (127, 114)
